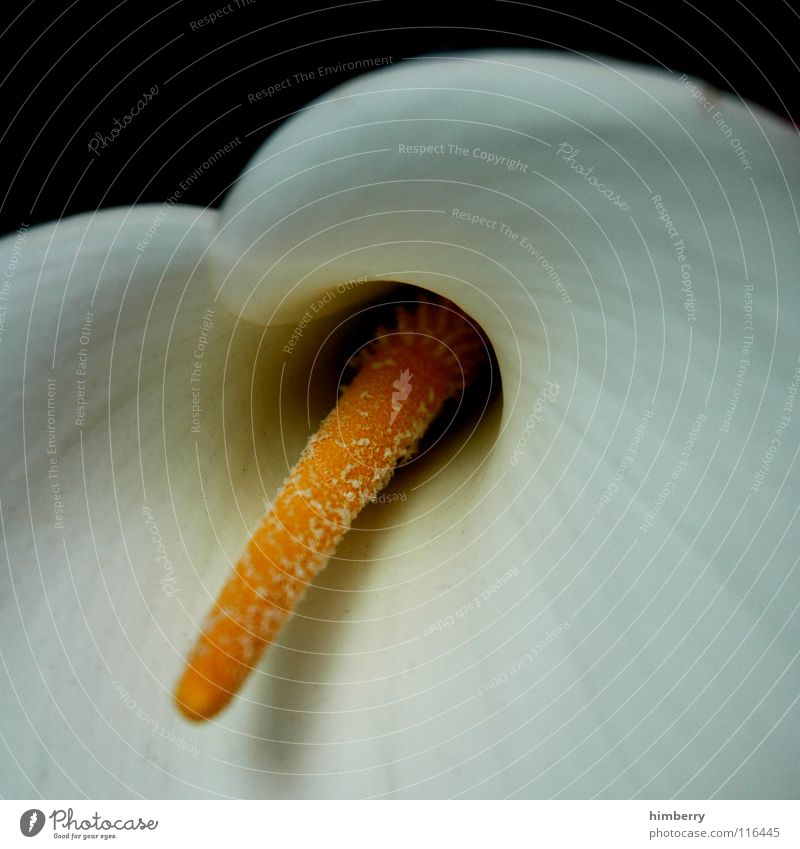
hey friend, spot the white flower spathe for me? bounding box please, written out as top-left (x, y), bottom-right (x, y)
top-left (1, 50), bottom-right (798, 799)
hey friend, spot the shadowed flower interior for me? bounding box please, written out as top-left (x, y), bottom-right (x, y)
top-left (176, 293), bottom-right (500, 720)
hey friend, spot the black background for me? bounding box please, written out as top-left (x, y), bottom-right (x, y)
top-left (1, 0), bottom-right (797, 237)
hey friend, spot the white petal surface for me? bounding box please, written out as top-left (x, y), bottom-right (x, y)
top-left (2, 49), bottom-right (799, 800)
top-left (0, 206), bottom-right (286, 797)
top-left (211, 51), bottom-right (800, 798)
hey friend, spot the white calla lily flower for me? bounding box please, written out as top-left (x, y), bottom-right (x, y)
top-left (1, 50), bottom-right (798, 799)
